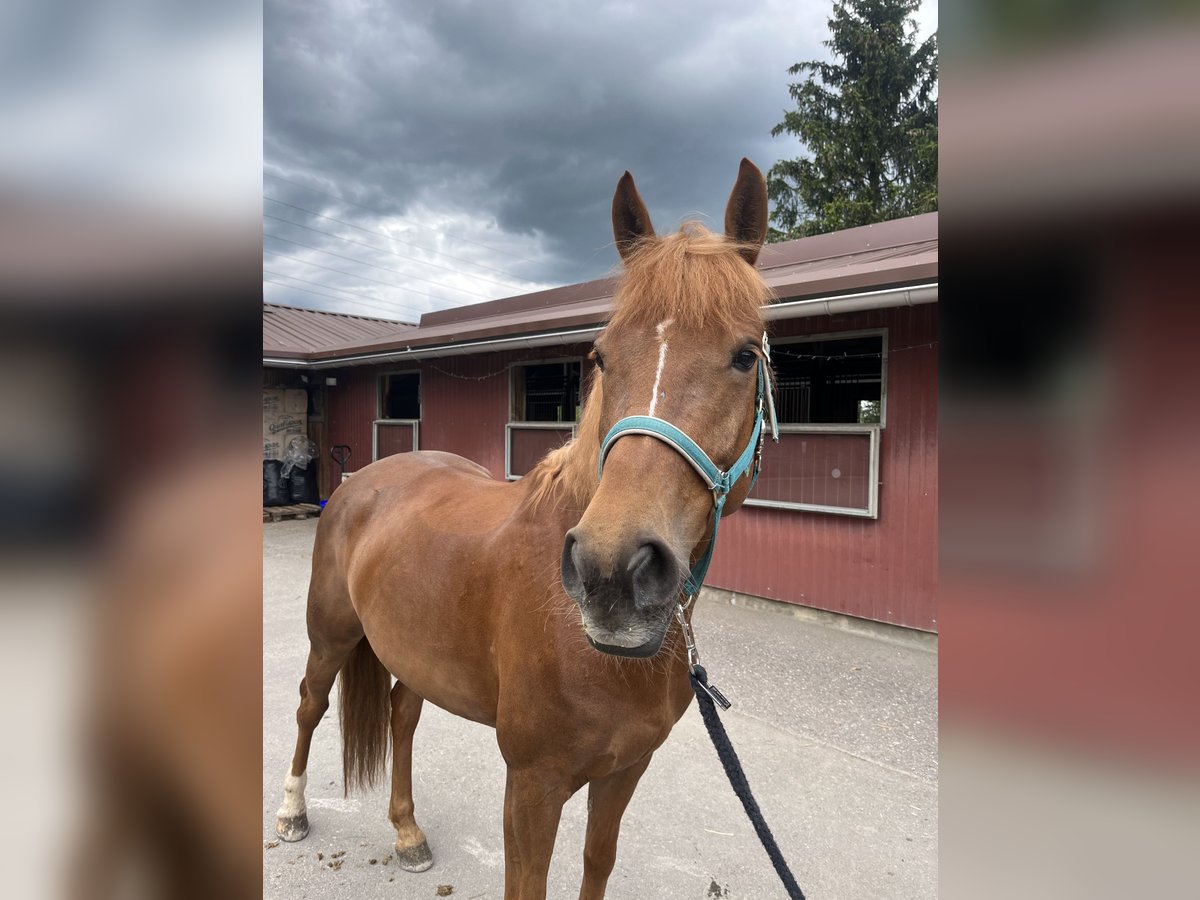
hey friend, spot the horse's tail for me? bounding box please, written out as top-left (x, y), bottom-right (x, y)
top-left (338, 636), bottom-right (392, 795)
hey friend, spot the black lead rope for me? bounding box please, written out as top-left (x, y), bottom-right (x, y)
top-left (689, 664), bottom-right (807, 900)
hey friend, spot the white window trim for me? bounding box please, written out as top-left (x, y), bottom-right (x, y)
top-left (770, 327), bottom-right (888, 428)
top-left (743, 423), bottom-right (880, 519)
top-left (372, 419), bottom-right (420, 462)
top-left (506, 357), bottom-right (583, 480)
top-left (504, 422), bottom-right (578, 480)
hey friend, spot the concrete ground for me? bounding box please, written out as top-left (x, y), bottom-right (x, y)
top-left (264, 518), bottom-right (937, 899)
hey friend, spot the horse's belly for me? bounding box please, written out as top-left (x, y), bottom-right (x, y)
top-left (370, 626), bottom-right (500, 728)
top-left (350, 567), bottom-right (502, 726)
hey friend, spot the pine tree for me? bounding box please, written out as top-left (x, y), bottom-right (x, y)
top-left (768, 0), bottom-right (937, 240)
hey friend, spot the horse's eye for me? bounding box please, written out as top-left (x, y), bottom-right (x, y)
top-left (592, 350), bottom-right (606, 373)
top-left (733, 348), bottom-right (756, 371)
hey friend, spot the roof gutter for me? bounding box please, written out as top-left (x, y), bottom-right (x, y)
top-left (263, 282), bottom-right (937, 369)
top-left (765, 282), bottom-right (938, 320)
top-left (263, 326), bottom-right (605, 370)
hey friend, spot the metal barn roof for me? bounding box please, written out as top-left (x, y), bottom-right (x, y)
top-left (262, 302), bottom-right (415, 356)
top-left (263, 212), bottom-right (937, 366)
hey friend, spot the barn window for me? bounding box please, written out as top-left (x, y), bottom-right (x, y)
top-left (771, 333), bottom-right (885, 425)
top-left (506, 360), bottom-right (581, 479)
top-left (511, 361), bottom-right (581, 423)
top-left (379, 372), bottom-right (421, 420)
top-left (374, 371), bottom-right (420, 461)
top-left (746, 330), bottom-right (885, 518)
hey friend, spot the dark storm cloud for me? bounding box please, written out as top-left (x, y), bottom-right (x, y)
top-left (265, 1), bottom-right (924, 312)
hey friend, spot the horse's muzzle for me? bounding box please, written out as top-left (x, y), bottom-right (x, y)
top-left (560, 529), bottom-right (680, 656)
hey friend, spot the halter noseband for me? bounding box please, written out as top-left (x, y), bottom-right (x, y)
top-left (596, 334), bottom-right (779, 599)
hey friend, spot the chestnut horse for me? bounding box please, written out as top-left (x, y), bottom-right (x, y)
top-left (275, 159), bottom-right (773, 899)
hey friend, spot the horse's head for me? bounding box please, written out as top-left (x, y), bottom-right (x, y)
top-left (561, 159), bottom-right (770, 658)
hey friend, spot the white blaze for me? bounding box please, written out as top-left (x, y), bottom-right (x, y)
top-left (648, 318), bottom-right (674, 416)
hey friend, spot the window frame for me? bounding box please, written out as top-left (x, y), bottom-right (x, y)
top-left (506, 357), bottom-right (582, 480)
top-left (743, 328), bottom-right (888, 517)
top-left (743, 423), bottom-right (880, 518)
top-left (769, 327), bottom-right (888, 427)
top-left (373, 368), bottom-right (421, 461)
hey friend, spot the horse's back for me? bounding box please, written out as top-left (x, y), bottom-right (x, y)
top-left (349, 450), bottom-right (493, 489)
top-left (315, 449), bottom-right (502, 558)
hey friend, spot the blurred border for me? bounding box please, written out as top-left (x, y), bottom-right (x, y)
top-left (0, 2), bottom-right (263, 899)
top-left (941, 3), bottom-right (1200, 897)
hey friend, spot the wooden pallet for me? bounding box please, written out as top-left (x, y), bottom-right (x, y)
top-left (263, 503), bottom-right (321, 522)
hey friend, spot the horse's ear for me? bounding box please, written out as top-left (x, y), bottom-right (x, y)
top-left (612, 171), bottom-right (655, 262)
top-left (724, 158), bottom-right (769, 266)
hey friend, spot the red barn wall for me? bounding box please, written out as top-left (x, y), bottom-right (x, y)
top-left (325, 343), bottom-right (593, 482)
top-left (705, 304), bottom-right (938, 631)
top-left (321, 306), bottom-right (937, 631)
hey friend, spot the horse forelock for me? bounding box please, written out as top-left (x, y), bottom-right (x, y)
top-left (608, 222), bottom-right (771, 334)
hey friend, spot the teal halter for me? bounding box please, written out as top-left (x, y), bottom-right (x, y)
top-left (597, 335), bottom-right (779, 598)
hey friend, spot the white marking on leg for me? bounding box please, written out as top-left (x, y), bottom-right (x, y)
top-left (278, 771), bottom-right (307, 819)
top-left (648, 318), bottom-right (674, 416)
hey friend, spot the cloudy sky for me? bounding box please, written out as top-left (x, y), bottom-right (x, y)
top-left (264, 0), bottom-right (936, 323)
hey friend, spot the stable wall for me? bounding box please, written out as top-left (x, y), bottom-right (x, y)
top-left (321, 304), bottom-right (937, 631)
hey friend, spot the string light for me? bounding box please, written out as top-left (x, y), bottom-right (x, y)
top-left (398, 343), bottom-right (937, 379)
top-left (423, 361), bottom-right (510, 381)
top-left (772, 341), bottom-right (937, 361)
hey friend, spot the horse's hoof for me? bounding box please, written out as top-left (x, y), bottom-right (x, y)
top-left (394, 839), bottom-right (433, 872)
top-left (276, 812), bottom-right (309, 842)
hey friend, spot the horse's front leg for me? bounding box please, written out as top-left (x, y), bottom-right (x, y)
top-left (578, 754), bottom-right (653, 900)
top-left (502, 766), bottom-right (572, 900)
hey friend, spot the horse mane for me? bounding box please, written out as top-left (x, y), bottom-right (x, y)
top-left (521, 373), bottom-right (604, 513)
top-left (522, 223), bottom-right (771, 512)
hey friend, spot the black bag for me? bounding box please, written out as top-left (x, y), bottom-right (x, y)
top-left (263, 459), bottom-right (288, 507)
top-left (287, 465), bottom-right (319, 504)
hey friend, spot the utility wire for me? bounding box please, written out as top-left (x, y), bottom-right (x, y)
top-left (263, 210), bottom-right (522, 293)
top-left (263, 196), bottom-right (533, 283)
top-left (264, 170), bottom-right (542, 266)
top-left (263, 278), bottom-right (400, 313)
top-left (262, 269), bottom-right (370, 306)
top-left (263, 232), bottom-right (492, 299)
top-left (263, 278), bottom-right (425, 321)
top-left (263, 241), bottom-right (467, 306)
top-left (262, 269), bottom-right (426, 318)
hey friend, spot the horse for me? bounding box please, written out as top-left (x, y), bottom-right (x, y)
top-left (274, 158), bottom-right (774, 900)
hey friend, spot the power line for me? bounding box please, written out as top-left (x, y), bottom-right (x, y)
top-left (263, 232), bottom-right (492, 299)
top-left (262, 209), bottom-right (522, 293)
top-left (263, 170), bottom-right (543, 266)
top-left (262, 269), bottom-right (367, 305)
top-left (263, 281), bottom-right (428, 322)
top-left (262, 269), bottom-right (426, 318)
top-left (263, 274), bottom-right (367, 308)
top-left (263, 276), bottom-right (426, 320)
top-left (263, 278), bottom-right (395, 312)
top-left (263, 196), bottom-right (532, 283)
top-left (264, 241), bottom-right (467, 306)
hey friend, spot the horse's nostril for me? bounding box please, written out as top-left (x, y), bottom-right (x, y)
top-left (626, 544), bottom-right (655, 575)
top-left (560, 532), bottom-right (585, 602)
top-left (629, 538), bottom-right (677, 609)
